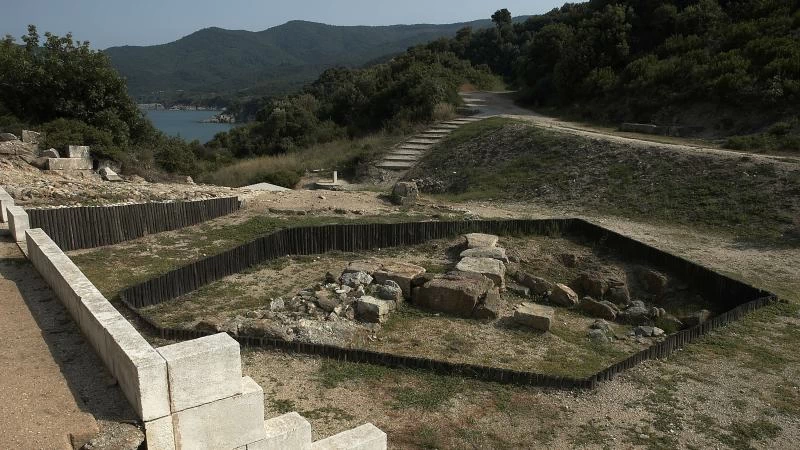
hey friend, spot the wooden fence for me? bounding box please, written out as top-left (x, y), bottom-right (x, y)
top-left (27, 197), bottom-right (240, 251)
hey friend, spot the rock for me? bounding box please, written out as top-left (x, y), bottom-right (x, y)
top-left (340, 271), bottom-right (373, 288)
top-left (549, 284), bottom-right (579, 307)
top-left (373, 261), bottom-right (426, 298)
top-left (464, 233), bottom-right (499, 249)
top-left (411, 273), bottom-right (436, 289)
top-left (578, 297), bottom-right (617, 321)
top-left (0, 132), bottom-right (18, 142)
top-left (473, 290), bottom-right (503, 320)
top-left (649, 307), bottom-right (661, 318)
top-left (21, 130), bottom-right (41, 144)
top-left (66, 145), bottom-right (90, 159)
top-left (343, 259), bottom-right (383, 276)
top-left (607, 285), bottom-right (632, 305)
top-left (372, 283), bottom-right (403, 303)
top-left (590, 319), bottom-right (612, 333)
top-left (507, 282), bottom-right (530, 297)
top-left (460, 246), bottom-right (509, 263)
top-left (514, 303), bottom-right (554, 331)
top-left (314, 290), bottom-right (340, 313)
top-left (391, 181), bottom-right (419, 205)
top-left (618, 305), bottom-right (652, 325)
top-left (574, 273), bottom-right (608, 298)
top-left (99, 167), bottom-right (122, 182)
top-left (269, 298), bottom-right (285, 312)
top-left (324, 271), bottom-right (338, 284)
top-left (412, 272), bottom-right (496, 318)
top-left (632, 326), bottom-right (665, 338)
top-left (638, 268), bottom-right (668, 296)
top-left (679, 310), bottom-right (712, 328)
top-left (588, 328), bottom-right (611, 343)
top-left (356, 296), bottom-right (395, 323)
top-left (41, 148), bottom-right (59, 158)
top-left (559, 253), bottom-right (579, 268)
top-left (656, 315), bottom-right (683, 332)
top-left (184, 176), bottom-right (195, 184)
top-left (455, 257), bottom-right (506, 289)
top-left (515, 272), bottom-right (554, 296)
top-left (239, 320), bottom-right (294, 341)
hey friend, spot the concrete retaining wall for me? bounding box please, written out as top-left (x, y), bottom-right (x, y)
top-left (23, 226), bottom-right (386, 449)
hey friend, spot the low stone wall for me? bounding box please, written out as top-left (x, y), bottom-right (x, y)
top-left (23, 227), bottom-right (386, 449)
top-left (7, 205), bottom-right (29, 242)
top-left (0, 186), bottom-right (14, 222)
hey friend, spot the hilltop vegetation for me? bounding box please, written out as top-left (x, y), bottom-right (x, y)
top-left (424, 1), bottom-right (800, 147)
top-left (105, 19), bottom-right (503, 102)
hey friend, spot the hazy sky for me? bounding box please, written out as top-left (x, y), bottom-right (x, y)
top-left (1, 0), bottom-right (566, 49)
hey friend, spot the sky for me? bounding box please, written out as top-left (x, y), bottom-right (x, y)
top-left (1, 0), bottom-right (566, 49)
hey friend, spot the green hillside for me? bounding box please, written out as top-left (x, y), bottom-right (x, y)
top-left (105, 19), bottom-right (499, 101)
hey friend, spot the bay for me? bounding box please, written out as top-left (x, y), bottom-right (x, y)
top-left (144, 110), bottom-right (236, 143)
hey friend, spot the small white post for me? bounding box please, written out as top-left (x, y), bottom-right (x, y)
top-left (333, 171), bottom-right (338, 184)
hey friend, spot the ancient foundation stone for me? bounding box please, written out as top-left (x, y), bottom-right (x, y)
top-left (67, 145), bottom-right (90, 159)
top-left (7, 205), bottom-right (29, 242)
top-left (373, 262), bottom-right (426, 298)
top-left (456, 257), bottom-right (505, 288)
top-left (549, 284), bottom-right (579, 307)
top-left (464, 233), bottom-right (499, 249)
top-left (246, 412), bottom-right (312, 450)
top-left (514, 303), bottom-right (554, 331)
top-left (47, 157), bottom-right (93, 170)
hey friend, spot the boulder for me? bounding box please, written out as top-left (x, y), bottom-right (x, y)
top-left (99, 167), bottom-right (123, 182)
top-left (41, 148), bottom-right (59, 158)
top-left (549, 284), bottom-right (579, 307)
top-left (372, 282), bottom-right (403, 303)
top-left (507, 283), bottom-right (530, 297)
top-left (473, 290), bottom-right (503, 320)
top-left (0, 132), bottom-right (18, 142)
top-left (574, 273), bottom-right (608, 298)
top-left (638, 268), bottom-right (668, 296)
top-left (590, 319), bottom-right (612, 333)
top-left (412, 272), bottom-right (495, 318)
top-left (391, 181), bottom-right (419, 205)
top-left (588, 328), bottom-right (611, 343)
top-left (559, 253), bottom-right (579, 268)
top-left (607, 284), bottom-right (631, 305)
top-left (515, 272), bottom-right (554, 296)
top-left (460, 246), bottom-right (509, 263)
top-left (356, 296), bottom-right (395, 323)
top-left (340, 271), bottom-right (373, 288)
top-left (514, 303), bottom-right (554, 331)
top-left (618, 305), bottom-right (653, 325)
top-left (464, 233), bottom-right (499, 249)
top-left (21, 130), bottom-right (41, 144)
top-left (411, 273), bottom-right (436, 289)
top-left (373, 262), bottom-right (426, 298)
top-left (314, 290), bottom-right (340, 313)
top-left (455, 257), bottom-right (505, 289)
top-left (578, 297), bottom-right (617, 321)
top-left (343, 260), bottom-right (383, 276)
top-left (656, 315), bottom-right (683, 332)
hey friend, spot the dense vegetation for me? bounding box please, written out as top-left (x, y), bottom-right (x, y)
top-left (423, 1), bottom-right (800, 150)
top-left (105, 19), bottom-right (503, 103)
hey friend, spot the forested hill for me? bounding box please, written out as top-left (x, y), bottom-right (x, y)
top-left (105, 19), bottom-right (505, 101)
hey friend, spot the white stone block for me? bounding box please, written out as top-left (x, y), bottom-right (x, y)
top-left (312, 423), bottom-right (387, 450)
top-left (47, 157), bottom-right (93, 170)
top-left (0, 188), bottom-right (13, 222)
top-left (6, 205), bottom-right (28, 241)
top-left (157, 333), bottom-right (242, 412)
top-left (247, 412), bottom-right (312, 450)
top-left (172, 377), bottom-right (266, 450)
top-left (145, 415), bottom-right (176, 450)
top-left (67, 145), bottom-right (90, 159)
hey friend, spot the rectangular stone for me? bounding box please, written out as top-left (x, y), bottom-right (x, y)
top-left (172, 377), bottom-right (267, 450)
top-left (22, 130), bottom-right (41, 144)
top-left (0, 187), bottom-right (13, 222)
top-left (157, 333), bottom-right (243, 412)
top-left (312, 423), bottom-right (387, 450)
top-left (145, 415), bottom-right (176, 450)
top-left (67, 145), bottom-right (90, 158)
top-left (6, 205), bottom-right (28, 241)
top-left (247, 412), bottom-right (312, 450)
top-left (47, 158), bottom-right (93, 170)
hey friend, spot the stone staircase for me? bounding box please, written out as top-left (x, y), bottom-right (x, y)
top-left (375, 117), bottom-right (483, 171)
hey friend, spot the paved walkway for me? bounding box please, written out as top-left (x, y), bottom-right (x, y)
top-left (0, 228), bottom-right (110, 448)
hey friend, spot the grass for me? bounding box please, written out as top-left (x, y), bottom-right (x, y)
top-left (408, 117), bottom-right (800, 243)
top-left (200, 132), bottom-right (406, 188)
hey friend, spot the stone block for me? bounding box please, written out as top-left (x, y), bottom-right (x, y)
top-left (356, 296), bottom-right (395, 323)
top-left (246, 412), bottom-right (312, 450)
top-left (514, 303), bottom-right (554, 331)
top-left (372, 262), bottom-right (426, 298)
top-left (157, 333), bottom-right (243, 412)
top-left (311, 423), bottom-right (387, 450)
top-left (100, 167), bottom-right (123, 182)
top-left (460, 246), bottom-right (508, 263)
top-left (145, 415), bottom-right (176, 450)
top-left (7, 205), bottom-right (29, 241)
top-left (172, 377), bottom-right (267, 450)
top-left (67, 145), bottom-right (90, 159)
top-left (464, 233), bottom-right (498, 249)
top-left (455, 257), bottom-right (505, 289)
top-left (21, 130), bottom-right (41, 144)
top-left (47, 157), bottom-right (93, 170)
top-left (0, 187), bottom-right (13, 222)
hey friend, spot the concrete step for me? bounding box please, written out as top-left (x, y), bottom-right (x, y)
top-left (437, 124), bottom-right (459, 129)
top-left (383, 154), bottom-right (420, 162)
top-left (393, 149), bottom-right (427, 155)
top-left (246, 412), bottom-right (312, 450)
top-left (422, 129), bottom-right (452, 134)
top-left (407, 139), bottom-right (440, 145)
top-left (376, 160), bottom-right (416, 170)
top-left (398, 144), bottom-right (431, 151)
top-left (312, 423), bottom-right (387, 450)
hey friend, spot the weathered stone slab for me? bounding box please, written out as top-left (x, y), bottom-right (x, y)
top-left (157, 333), bottom-right (243, 412)
top-left (99, 167), bottom-right (123, 182)
top-left (21, 130), bottom-right (41, 144)
top-left (312, 423), bottom-right (387, 450)
top-left (41, 148), bottom-right (59, 158)
top-left (455, 257), bottom-right (505, 288)
top-left (7, 205), bottom-right (29, 242)
top-left (460, 246), bottom-right (508, 263)
top-left (144, 415), bottom-right (176, 450)
top-left (67, 145), bottom-right (90, 159)
top-left (514, 303), bottom-right (554, 331)
top-left (47, 157), bottom-right (93, 170)
top-left (464, 233), bottom-right (498, 249)
top-left (356, 296), bottom-right (395, 323)
top-left (246, 412), bottom-right (312, 450)
top-left (550, 283), bottom-right (579, 307)
top-left (0, 187), bottom-right (14, 222)
top-left (343, 259), bottom-right (383, 276)
top-left (412, 272), bottom-right (494, 318)
top-left (172, 376), bottom-right (267, 450)
top-left (373, 262), bottom-right (426, 298)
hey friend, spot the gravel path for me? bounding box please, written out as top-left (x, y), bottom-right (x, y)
top-left (0, 228), bottom-right (137, 448)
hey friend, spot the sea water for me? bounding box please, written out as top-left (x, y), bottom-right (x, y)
top-left (145, 110), bottom-right (236, 143)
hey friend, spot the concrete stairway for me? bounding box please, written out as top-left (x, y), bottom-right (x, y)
top-left (375, 117), bottom-right (482, 171)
